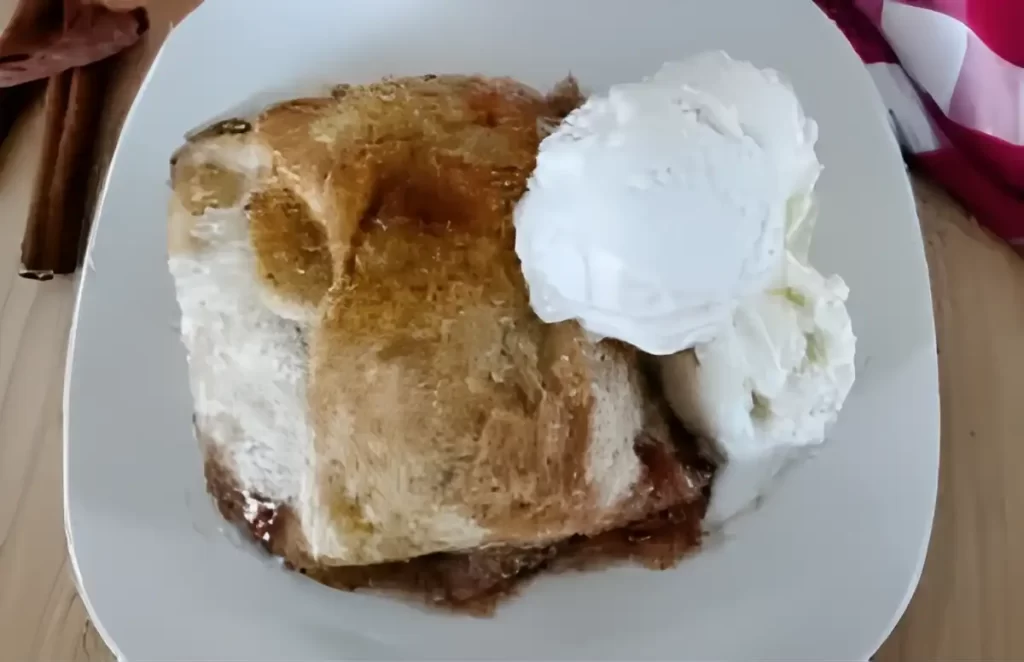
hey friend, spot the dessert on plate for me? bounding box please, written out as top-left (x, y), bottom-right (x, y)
top-left (167, 50), bottom-right (855, 613)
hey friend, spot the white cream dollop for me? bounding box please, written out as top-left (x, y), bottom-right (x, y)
top-left (659, 251), bottom-right (856, 525)
top-left (514, 50), bottom-right (822, 355)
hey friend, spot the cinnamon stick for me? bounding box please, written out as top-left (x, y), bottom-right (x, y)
top-left (10, 0), bottom-right (148, 279)
top-left (19, 60), bottom-right (107, 279)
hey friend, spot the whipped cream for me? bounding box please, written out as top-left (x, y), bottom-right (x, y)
top-left (660, 251), bottom-right (856, 525)
top-left (515, 50), bottom-right (822, 355)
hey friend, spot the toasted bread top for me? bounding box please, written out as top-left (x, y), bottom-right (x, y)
top-left (169, 75), bottom-right (696, 566)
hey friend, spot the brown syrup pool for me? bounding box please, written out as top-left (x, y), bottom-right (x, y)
top-left (205, 429), bottom-right (712, 617)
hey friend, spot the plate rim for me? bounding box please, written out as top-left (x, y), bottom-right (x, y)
top-left (63, 1), bottom-right (940, 659)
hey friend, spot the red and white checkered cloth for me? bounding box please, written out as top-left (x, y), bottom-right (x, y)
top-left (814, 0), bottom-right (1024, 254)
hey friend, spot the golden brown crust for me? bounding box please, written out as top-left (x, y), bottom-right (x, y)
top-left (247, 188), bottom-right (333, 311)
top-left (172, 74), bottom-right (710, 578)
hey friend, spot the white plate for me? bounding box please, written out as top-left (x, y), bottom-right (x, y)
top-left (65, 0), bottom-right (939, 659)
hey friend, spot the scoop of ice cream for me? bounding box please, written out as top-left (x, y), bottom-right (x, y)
top-left (659, 252), bottom-right (856, 525)
top-left (514, 50), bottom-right (822, 355)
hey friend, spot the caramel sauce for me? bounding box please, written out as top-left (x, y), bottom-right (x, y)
top-left (204, 411), bottom-right (713, 617)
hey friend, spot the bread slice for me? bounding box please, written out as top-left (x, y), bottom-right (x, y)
top-left (169, 75), bottom-right (710, 604)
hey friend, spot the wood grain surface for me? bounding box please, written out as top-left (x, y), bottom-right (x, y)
top-left (1, 1), bottom-right (1022, 660)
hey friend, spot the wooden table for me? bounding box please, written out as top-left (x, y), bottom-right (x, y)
top-left (2, 2), bottom-right (1023, 660)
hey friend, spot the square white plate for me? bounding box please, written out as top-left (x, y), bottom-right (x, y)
top-left (65, 0), bottom-right (939, 659)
